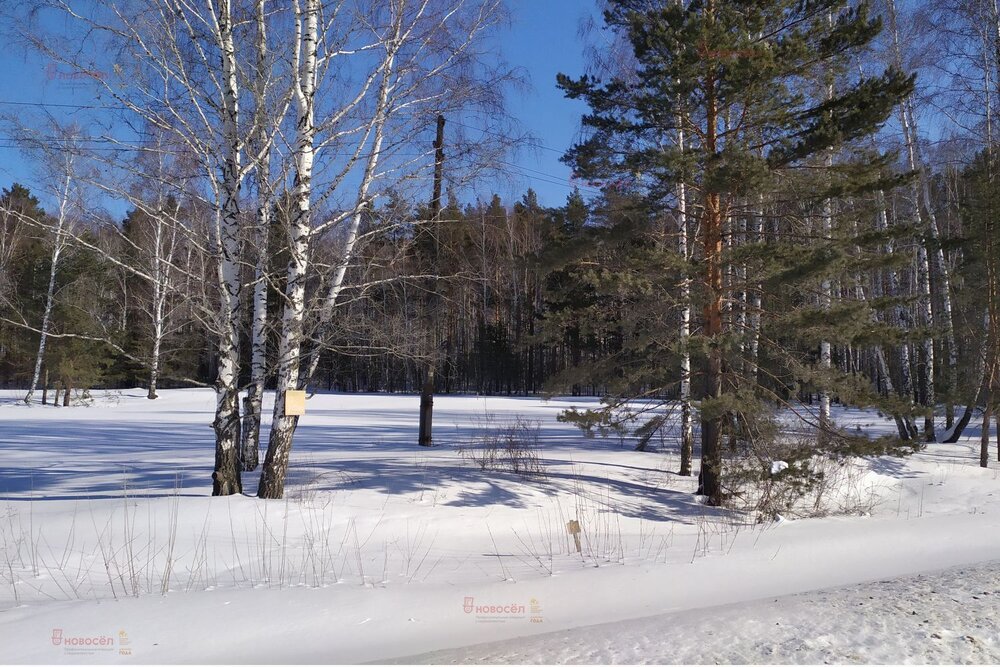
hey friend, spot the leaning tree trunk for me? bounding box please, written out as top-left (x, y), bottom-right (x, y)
top-left (943, 309), bottom-right (989, 443)
top-left (300, 15), bottom-right (399, 388)
top-left (25, 171), bottom-right (71, 404)
top-left (876, 190), bottom-right (919, 439)
top-left (259, 0), bottom-right (319, 500)
top-left (964, 15), bottom-right (1000, 450)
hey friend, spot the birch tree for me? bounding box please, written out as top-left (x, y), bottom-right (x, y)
top-left (22, 145), bottom-right (79, 404)
top-left (885, 0), bottom-right (960, 442)
top-left (259, 0), bottom-right (509, 498)
top-left (241, 0), bottom-right (291, 471)
top-left (22, 0), bottom-right (290, 494)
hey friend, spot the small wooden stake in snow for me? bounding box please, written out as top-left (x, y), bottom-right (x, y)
top-left (283, 390), bottom-right (306, 417)
top-left (567, 519), bottom-right (582, 553)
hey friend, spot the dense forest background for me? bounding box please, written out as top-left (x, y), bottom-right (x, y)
top-left (0, 185), bottom-right (595, 397)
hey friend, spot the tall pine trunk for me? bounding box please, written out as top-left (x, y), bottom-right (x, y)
top-left (698, 34), bottom-right (724, 506)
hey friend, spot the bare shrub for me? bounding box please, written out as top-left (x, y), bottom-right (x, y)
top-left (460, 413), bottom-right (544, 476)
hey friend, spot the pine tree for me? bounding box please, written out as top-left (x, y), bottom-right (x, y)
top-left (558, 0), bottom-right (913, 505)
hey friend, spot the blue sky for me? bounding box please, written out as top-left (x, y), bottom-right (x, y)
top-left (0, 1), bottom-right (598, 213)
top-left (489, 0), bottom-right (597, 207)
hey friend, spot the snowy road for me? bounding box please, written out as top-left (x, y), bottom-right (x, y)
top-left (398, 560), bottom-right (1000, 664)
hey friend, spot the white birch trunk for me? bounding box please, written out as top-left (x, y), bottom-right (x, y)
top-left (906, 97), bottom-right (958, 430)
top-left (676, 121), bottom-right (693, 477)
top-left (301, 21), bottom-right (400, 387)
top-left (818, 39), bottom-right (834, 440)
top-left (818, 189), bottom-right (833, 438)
top-left (211, 0), bottom-right (244, 495)
top-left (148, 266), bottom-right (164, 400)
top-left (146, 199), bottom-right (177, 400)
top-left (747, 196), bottom-right (763, 382)
top-left (887, 0), bottom-right (939, 442)
top-left (240, 0), bottom-right (273, 472)
top-left (25, 168), bottom-right (72, 404)
top-left (259, 0), bottom-right (320, 499)
top-left (240, 200), bottom-right (269, 472)
top-left (899, 105), bottom-right (936, 441)
top-left (876, 190), bottom-right (918, 439)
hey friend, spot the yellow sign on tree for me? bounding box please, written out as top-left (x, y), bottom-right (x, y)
top-left (284, 390), bottom-right (306, 416)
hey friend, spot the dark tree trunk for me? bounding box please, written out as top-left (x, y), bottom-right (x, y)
top-left (944, 400), bottom-right (979, 443)
top-left (239, 393), bottom-right (261, 471)
top-left (697, 60), bottom-right (724, 506)
top-left (212, 388), bottom-right (243, 495)
top-left (258, 414), bottom-right (298, 499)
top-left (980, 398), bottom-right (992, 468)
top-left (697, 189), bottom-right (724, 505)
top-left (419, 368), bottom-right (434, 446)
top-left (418, 114), bottom-right (445, 447)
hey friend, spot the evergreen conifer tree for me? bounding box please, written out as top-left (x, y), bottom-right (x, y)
top-left (558, 0), bottom-right (914, 505)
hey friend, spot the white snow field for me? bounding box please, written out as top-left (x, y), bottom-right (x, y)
top-left (397, 560), bottom-right (1000, 664)
top-left (0, 388), bottom-right (998, 664)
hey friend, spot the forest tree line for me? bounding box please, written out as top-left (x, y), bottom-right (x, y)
top-left (0, 186), bottom-right (593, 397)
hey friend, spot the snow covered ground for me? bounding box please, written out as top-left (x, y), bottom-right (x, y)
top-left (398, 560), bottom-right (1000, 664)
top-left (0, 388), bottom-right (998, 664)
